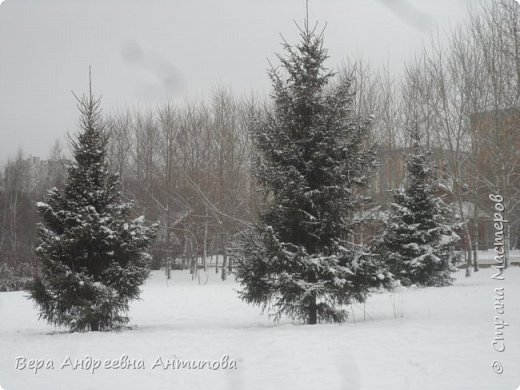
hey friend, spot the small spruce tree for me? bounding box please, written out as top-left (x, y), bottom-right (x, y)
top-left (232, 23), bottom-right (391, 324)
top-left (377, 142), bottom-right (461, 287)
top-left (29, 86), bottom-right (157, 331)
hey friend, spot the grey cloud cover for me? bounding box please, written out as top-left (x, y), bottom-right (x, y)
top-left (0, 0), bottom-right (469, 163)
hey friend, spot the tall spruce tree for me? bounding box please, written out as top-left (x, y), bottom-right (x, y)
top-left (232, 23), bottom-right (391, 324)
top-left (29, 85), bottom-right (157, 331)
top-left (377, 141), bottom-right (461, 287)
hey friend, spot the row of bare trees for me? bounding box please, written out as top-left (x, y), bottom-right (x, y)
top-left (400, 0), bottom-right (520, 274)
top-left (340, 0), bottom-right (520, 275)
top-left (0, 143), bottom-right (66, 279)
top-left (0, 88), bottom-right (257, 281)
top-left (2, 1), bottom-right (520, 282)
top-left (104, 87), bottom-right (257, 279)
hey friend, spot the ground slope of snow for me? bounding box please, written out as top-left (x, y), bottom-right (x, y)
top-left (0, 268), bottom-right (519, 390)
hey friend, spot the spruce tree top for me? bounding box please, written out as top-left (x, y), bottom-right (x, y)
top-left (254, 23), bottom-right (375, 254)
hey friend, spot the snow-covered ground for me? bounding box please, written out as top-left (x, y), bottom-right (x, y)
top-left (1, 267), bottom-right (519, 390)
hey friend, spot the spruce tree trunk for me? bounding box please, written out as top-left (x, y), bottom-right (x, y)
top-left (308, 295), bottom-right (317, 325)
top-left (504, 214), bottom-right (510, 269)
top-left (221, 244), bottom-right (227, 281)
top-left (90, 320), bottom-right (99, 332)
top-left (203, 216), bottom-right (208, 272)
top-left (457, 195), bottom-right (471, 278)
top-left (473, 220), bottom-right (479, 272)
top-left (466, 248), bottom-right (472, 278)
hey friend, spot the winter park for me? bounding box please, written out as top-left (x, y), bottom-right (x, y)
top-left (1, 1), bottom-right (520, 389)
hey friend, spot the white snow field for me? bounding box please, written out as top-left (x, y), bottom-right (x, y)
top-left (1, 267), bottom-right (519, 390)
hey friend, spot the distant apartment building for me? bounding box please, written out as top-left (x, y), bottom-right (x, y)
top-left (470, 108), bottom-right (520, 250)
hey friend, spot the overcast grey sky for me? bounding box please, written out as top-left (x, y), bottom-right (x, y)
top-left (0, 0), bottom-right (472, 162)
